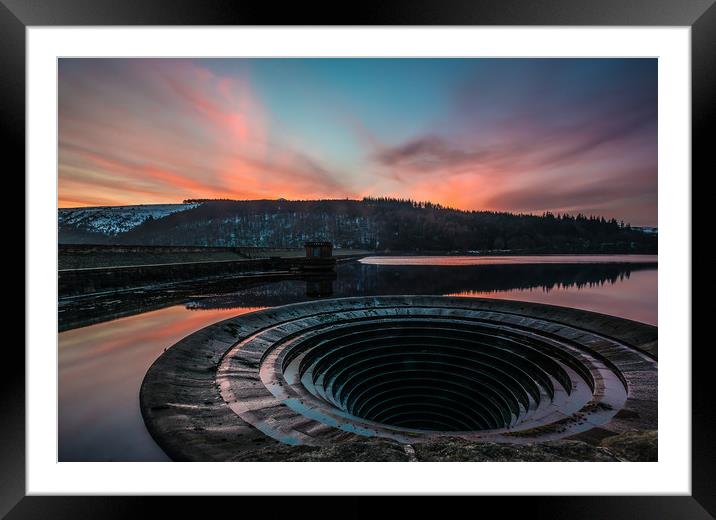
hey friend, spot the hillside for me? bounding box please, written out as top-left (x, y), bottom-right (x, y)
top-left (58, 198), bottom-right (657, 254)
top-left (58, 203), bottom-right (199, 241)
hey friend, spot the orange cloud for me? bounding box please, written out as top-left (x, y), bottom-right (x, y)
top-left (58, 59), bottom-right (350, 208)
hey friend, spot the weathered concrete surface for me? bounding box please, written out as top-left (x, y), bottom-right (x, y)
top-left (232, 440), bottom-right (411, 462)
top-left (140, 296), bottom-right (657, 461)
top-left (601, 430), bottom-right (658, 461)
top-left (228, 431), bottom-right (657, 462)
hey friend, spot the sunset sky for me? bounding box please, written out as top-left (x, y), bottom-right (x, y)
top-left (58, 58), bottom-right (657, 226)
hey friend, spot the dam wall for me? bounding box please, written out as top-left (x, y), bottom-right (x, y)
top-left (58, 244), bottom-right (360, 298)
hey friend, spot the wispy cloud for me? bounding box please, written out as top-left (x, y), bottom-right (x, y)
top-left (59, 59), bottom-right (353, 207)
top-left (365, 59), bottom-right (656, 224)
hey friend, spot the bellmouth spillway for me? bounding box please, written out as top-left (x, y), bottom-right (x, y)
top-left (140, 296), bottom-right (657, 461)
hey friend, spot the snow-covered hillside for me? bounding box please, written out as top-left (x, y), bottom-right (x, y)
top-left (58, 203), bottom-right (199, 236)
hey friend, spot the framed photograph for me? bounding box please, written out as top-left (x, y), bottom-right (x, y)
top-left (8, 0), bottom-right (709, 516)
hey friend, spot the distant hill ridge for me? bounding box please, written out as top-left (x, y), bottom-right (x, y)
top-left (58, 198), bottom-right (657, 253)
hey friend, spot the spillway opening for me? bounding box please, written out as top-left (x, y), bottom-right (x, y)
top-left (281, 318), bottom-right (597, 433)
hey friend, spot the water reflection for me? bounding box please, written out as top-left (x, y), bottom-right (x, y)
top-left (59, 256), bottom-right (657, 331)
top-left (446, 268), bottom-right (657, 326)
top-left (58, 255), bottom-right (657, 461)
top-left (188, 260), bottom-right (657, 324)
top-left (305, 274), bottom-right (336, 298)
top-left (59, 306), bottom-right (263, 461)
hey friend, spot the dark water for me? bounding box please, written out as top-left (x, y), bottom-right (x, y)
top-left (58, 255), bottom-right (657, 461)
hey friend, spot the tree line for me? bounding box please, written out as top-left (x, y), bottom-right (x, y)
top-left (89, 198), bottom-right (657, 253)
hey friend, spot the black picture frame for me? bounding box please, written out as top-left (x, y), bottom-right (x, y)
top-left (6, 0), bottom-right (710, 517)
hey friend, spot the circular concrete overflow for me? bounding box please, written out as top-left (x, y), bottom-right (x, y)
top-left (140, 296), bottom-right (657, 461)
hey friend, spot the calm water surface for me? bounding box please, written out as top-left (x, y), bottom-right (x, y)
top-left (360, 254), bottom-right (657, 266)
top-left (59, 255), bottom-right (657, 461)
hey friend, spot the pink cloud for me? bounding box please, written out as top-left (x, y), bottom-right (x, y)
top-left (59, 60), bottom-right (349, 207)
